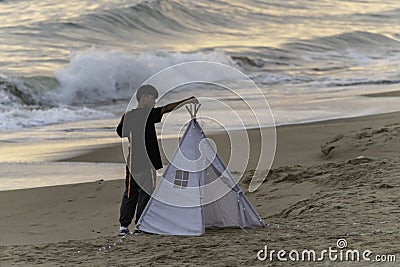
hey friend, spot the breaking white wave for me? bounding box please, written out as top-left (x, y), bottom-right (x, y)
top-left (0, 49), bottom-right (237, 130)
top-left (52, 48), bottom-right (236, 104)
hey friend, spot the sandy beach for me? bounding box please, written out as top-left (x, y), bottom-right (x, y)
top-left (1, 97), bottom-right (400, 265)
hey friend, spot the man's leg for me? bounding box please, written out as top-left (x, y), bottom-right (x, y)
top-left (119, 166), bottom-right (139, 228)
top-left (135, 189), bottom-right (151, 224)
top-left (135, 168), bottom-right (156, 224)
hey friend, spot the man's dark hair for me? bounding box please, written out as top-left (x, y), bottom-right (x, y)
top-left (136, 84), bottom-right (159, 102)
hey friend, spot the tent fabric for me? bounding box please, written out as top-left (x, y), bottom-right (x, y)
top-left (136, 119), bottom-right (264, 235)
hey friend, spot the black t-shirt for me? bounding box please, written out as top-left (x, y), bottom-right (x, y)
top-left (116, 107), bottom-right (163, 172)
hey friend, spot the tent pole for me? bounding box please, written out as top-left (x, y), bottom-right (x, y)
top-left (185, 103), bottom-right (201, 119)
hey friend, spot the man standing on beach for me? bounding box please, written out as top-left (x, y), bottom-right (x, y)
top-left (116, 84), bottom-right (198, 236)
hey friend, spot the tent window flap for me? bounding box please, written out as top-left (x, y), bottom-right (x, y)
top-left (174, 170), bottom-right (190, 189)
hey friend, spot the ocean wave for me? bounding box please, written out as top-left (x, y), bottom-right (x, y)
top-left (0, 48), bottom-right (238, 130)
top-left (52, 48), bottom-right (236, 105)
top-left (76, 0), bottom-right (253, 36)
top-left (285, 31), bottom-right (400, 55)
top-left (353, 8), bottom-right (400, 23)
top-left (0, 75), bottom-right (55, 106)
top-left (2, 0), bottom-right (400, 78)
top-left (1, 49), bottom-right (235, 105)
top-left (0, 74), bottom-right (114, 130)
top-left (17, 0), bottom-right (248, 41)
top-left (0, 106), bottom-right (113, 131)
top-left (326, 79), bottom-right (400, 87)
top-left (2, 41), bottom-right (399, 111)
top-left (11, 0), bottom-right (265, 46)
top-left (213, 31), bottom-right (400, 74)
top-left (255, 73), bottom-right (400, 88)
top-left (36, 1), bottom-right (400, 56)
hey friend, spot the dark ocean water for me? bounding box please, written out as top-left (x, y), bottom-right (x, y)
top-left (0, 0), bottom-right (400, 130)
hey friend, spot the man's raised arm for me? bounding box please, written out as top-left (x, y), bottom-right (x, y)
top-left (161, 96), bottom-right (198, 115)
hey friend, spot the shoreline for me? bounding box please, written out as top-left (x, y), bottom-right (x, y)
top-left (59, 109), bottom-right (400, 167)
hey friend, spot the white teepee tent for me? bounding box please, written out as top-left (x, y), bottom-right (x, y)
top-left (136, 104), bottom-right (264, 235)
